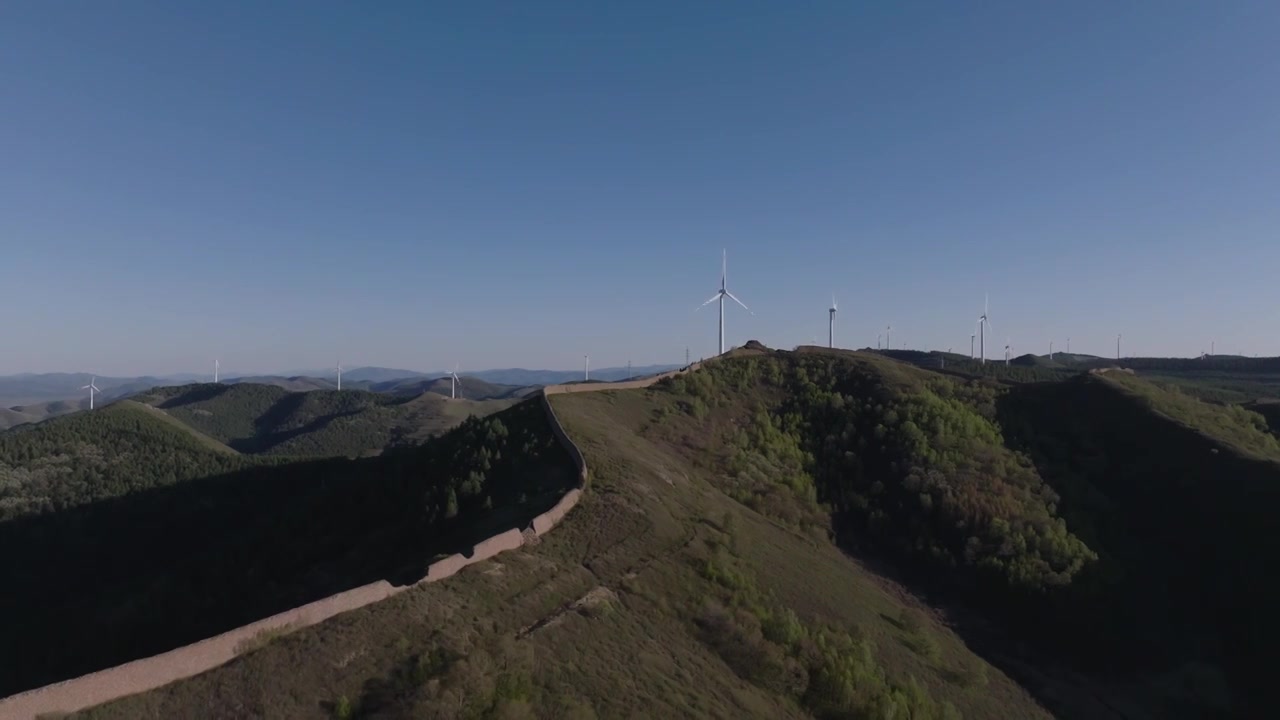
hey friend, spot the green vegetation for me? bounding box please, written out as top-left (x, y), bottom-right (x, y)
top-left (997, 373), bottom-right (1280, 714)
top-left (31, 350), bottom-right (1280, 718)
top-left (78, 378), bottom-right (1048, 720)
top-left (0, 402), bottom-right (251, 520)
top-left (657, 352), bottom-right (1094, 593)
top-left (0, 398), bottom-right (574, 698)
top-left (137, 383), bottom-right (514, 457)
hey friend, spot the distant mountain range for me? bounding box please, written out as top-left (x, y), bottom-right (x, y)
top-left (0, 364), bottom-right (672, 430)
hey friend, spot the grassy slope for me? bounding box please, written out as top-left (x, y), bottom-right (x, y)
top-left (78, 385), bottom-right (1048, 720)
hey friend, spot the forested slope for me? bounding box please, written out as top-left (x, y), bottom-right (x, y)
top-left (0, 402), bottom-right (252, 521)
top-left (649, 349), bottom-right (1276, 716)
top-left (139, 383), bottom-right (514, 457)
top-left (0, 398), bottom-right (575, 698)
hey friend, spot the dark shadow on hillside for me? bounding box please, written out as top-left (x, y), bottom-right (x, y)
top-left (991, 378), bottom-right (1280, 716)
top-left (0, 398), bottom-right (576, 698)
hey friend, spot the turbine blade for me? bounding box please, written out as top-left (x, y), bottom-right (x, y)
top-left (696, 291), bottom-right (722, 310)
top-left (725, 291), bottom-right (751, 313)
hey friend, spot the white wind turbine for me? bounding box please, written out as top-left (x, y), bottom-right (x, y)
top-left (336, 360), bottom-right (343, 391)
top-left (697, 249), bottom-right (752, 355)
top-left (82, 376), bottom-right (101, 410)
top-left (1005, 339), bottom-right (1012, 366)
top-left (450, 363), bottom-right (462, 399)
top-left (584, 354), bottom-right (590, 381)
top-left (214, 358), bottom-right (220, 384)
top-left (828, 296), bottom-right (837, 349)
top-left (976, 294), bottom-right (994, 365)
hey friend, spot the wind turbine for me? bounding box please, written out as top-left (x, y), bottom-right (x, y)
top-left (450, 363), bottom-right (462, 399)
top-left (976, 294), bottom-right (993, 365)
top-left (82, 376), bottom-right (100, 410)
top-left (584, 354), bottom-right (590, 381)
top-left (828, 296), bottom-right (837, 349)
top-left (214, 358), bottom-right (220, 383)
top-left (970, 334), bottom-right (975, 360)
top-left (1049, 341), bottom-right (1054, 360)
top-left (876, 333), bottom-right (882, 350)
top-left (697, 249), bottom-right (751, 355)
top-left (885, 324), bottom-right (892, 351)
top-left (1116, 334), bottom-right (1121, 361)
top-left (1005, 339), bottom-right (1012, 366)
top-left (336, 360), bottom-right (342, 391)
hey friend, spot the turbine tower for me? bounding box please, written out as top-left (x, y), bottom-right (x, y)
top-left (82, 376), bottom-right (100, 410)
top-left (885, 324), bottom-right (892, 351)
top-left (697, 249), bottom-right (751, 355)
top-left (584, 354), bottom-right (590, 381)
top-left (214, 358), bottom-right (220, 384)
top-left (336, 360), bottom-right (342, 391)
top-left (1049, 341), bottom-right (1054, 360)
top-left (1116, 334), bottom-right (1122, 361)
top-left (828, 296), bottom-right (837, 349)
top-left (450, 363), bottom-right (462, 400)
top-left (1005, 340), bottom-right (1012, 366)
top-left (970, 334), bottom-right (975, 360)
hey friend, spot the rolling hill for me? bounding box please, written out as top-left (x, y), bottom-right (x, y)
top-left (0, 399), bottom-right (576, 700)
top-left (370, 375), bottom-right (535, 400)
top-left (137, 383), bottom-right (517, 457)
top-left (9, 348), bottom-right (1278, 718)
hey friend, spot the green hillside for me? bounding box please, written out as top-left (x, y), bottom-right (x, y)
top-left (139, 383), bottom-right (515, 457)
top-left (0, 398), bottom-right (575, 698)
top-left (0, 398), bottom-right (84, 430)
top-left (0, 401), bottom-right (252, 521)
top-left (25, 350), bottom-right (1277, 718)
top-left (80, 382), bottom-right (1049, 720)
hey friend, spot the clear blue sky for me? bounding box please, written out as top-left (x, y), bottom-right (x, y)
top-left (2, 1), bottom-right (1278, 375)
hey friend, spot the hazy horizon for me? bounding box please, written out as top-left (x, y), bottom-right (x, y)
top-left (4, 2), bottom-right (1278, 375)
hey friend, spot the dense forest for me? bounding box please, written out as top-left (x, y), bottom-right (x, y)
top-left (0, 402), bottom-right (253, 520)
top-left (655, 350), bottom-right (1280, 716)
top-left (0, 397), bottom-right (576, 697)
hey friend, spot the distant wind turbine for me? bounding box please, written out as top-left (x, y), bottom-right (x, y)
top-left (82, 376), bottom-right (100, 410)
top-left (1005, 339), bottom-right (1012, 366)
top-left (450, 363), bottom-right (462, 399)
top-left (336, 360), bottom-right (343, 391)
top-left (876, 333), bottom-right (882, 350)
top-left (970, 334), bottom-right (975, 360)
top-left (828, 296), bottom-right (837, 349)
top-left (214, 358), bottom-right (220, 384)
top-left (1049, 341), bottom-right (1054, 360)
top-left (584, 354), bottom-right (590, 382)
top-left (1116, 334), bottom-right (1122, 361)
top-left (885, 324), bottom-right (892, 351)
top-left (697, 249), bottom-right (752, 355)
top-left (977, 294), bottom-right (993, 365)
